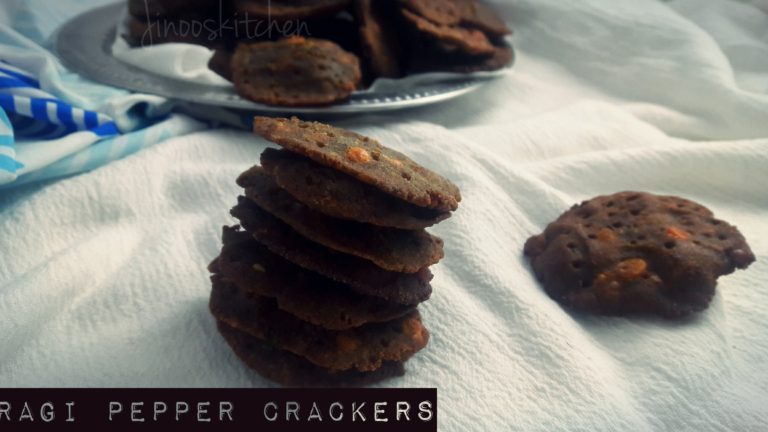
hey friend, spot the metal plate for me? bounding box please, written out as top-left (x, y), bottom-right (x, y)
top-left (54, 2), bottom-right (513, 115)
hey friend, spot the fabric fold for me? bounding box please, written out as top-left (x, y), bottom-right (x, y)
top-left (0, 25), bottom-right (205, 187)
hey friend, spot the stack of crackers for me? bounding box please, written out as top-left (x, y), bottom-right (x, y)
top-left (208, 117), bottom-right (461, 386)
top-left (124, 0), bottom-right (513, 106)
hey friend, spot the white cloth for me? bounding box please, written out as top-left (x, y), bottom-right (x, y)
top-left (111, 17), bottom-right (232, 87)
top-left (2, 0), bottom-right (768, 430)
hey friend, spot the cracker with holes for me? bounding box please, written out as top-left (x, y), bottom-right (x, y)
top-left (524, 191), bottom-right (755, 319)
top-left (231, 37), bottom-right (361, 107)
top-left (253, 116), bottom-right (461, 211)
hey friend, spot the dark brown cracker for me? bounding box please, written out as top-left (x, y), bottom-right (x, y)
top-left (301, 17), bottom-right (362, 56)
top-left (462, 1), bottom-right (512, 38)
top-left (239, 167), bottom-right (444, 273)
top-left (231, 37), bottom-right (361, 107)
top-left (524, 191), bottom-right (756, 319)
top-left (231, 196), bottom-right (433, 305)
top-left (211, 226), bottom-right (414, 330)
top-left (233, 0), bottom-right (351, 21)
top-left (399, 0), bottom-right (464, 26)
top-left (216, 320), bottom-right (405, 387)
top-left (252, 117), bottom-right (461, 211)
top-left (355, 0), bottom-right (403, 78)
top-left (399, 0), bottom-right (511, 38)
top-left (407, 38), bottom-right (513, 74)
top-left (256, 149), bottom-right (450, 229)
top-left (442, 43), bottom-right (514, 73)
top-left (401, 8), bottom-right (495, 56)
top-left (210, 276), bottom-right (429, 372)
top-left (233, 15), bottom-right (360, 53)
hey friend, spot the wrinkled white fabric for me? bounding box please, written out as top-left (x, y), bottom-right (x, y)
top-left (1, 1), bottom-right (767, 430)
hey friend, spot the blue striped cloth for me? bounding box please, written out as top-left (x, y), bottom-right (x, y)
top-left (0, 1), bottom-right (207, 188)
top-left (0, 61), bottom-right (119, 138)
top-left (0, 106), bottom-right (19, 183)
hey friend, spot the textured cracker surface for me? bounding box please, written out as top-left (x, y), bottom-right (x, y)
top-left (210, 276), bottom-right (429, 372)
top-left (524, 191), bottom-right (755, 318)
top-left (231, 197), bottom-right (433, 305)
top-left (216, 320), bottom-right (405, 387)
top-left (253, 116), bottom-right (461, 211)
top-left (258, 148), bottom-right (451, 230)
top-left (231, 37), bottom-right (361, 107)
top-left (211, 226), bottom-right (414, 330)
top-left (239, 166), bottom-right (444, 273)
top-left (258, 149), bottom-right (450, 229)
top-left (400, 0), bottom-right (511, 37)
top-left (401, 8), bottom-right (495, 56)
